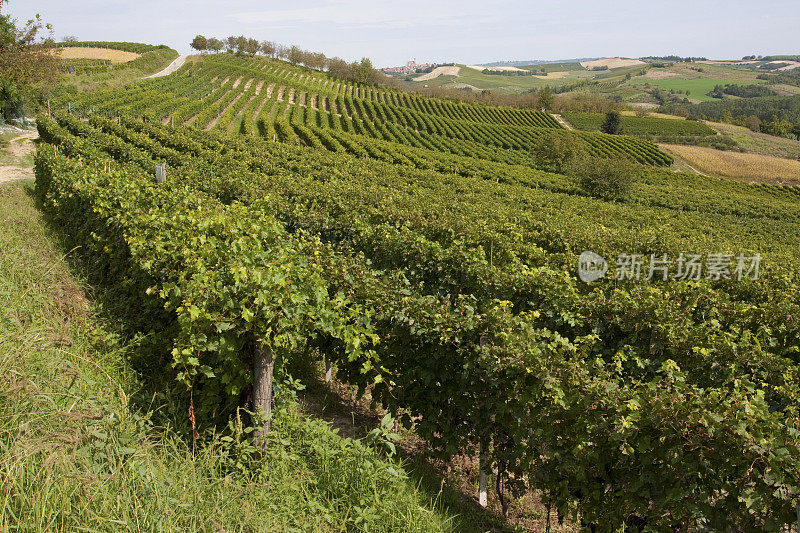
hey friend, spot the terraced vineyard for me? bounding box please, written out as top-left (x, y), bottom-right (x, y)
top-left (52, 54), bottom-right (673, 168)
top-left (35, 68), bottom-right (800, 529)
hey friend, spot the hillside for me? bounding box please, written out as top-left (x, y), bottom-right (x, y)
top-left (19, 44), bottom-right (800, 530)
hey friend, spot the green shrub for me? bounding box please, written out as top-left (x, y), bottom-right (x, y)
top-left (568, 157), bottom-right (636, 200)
top-left (530, 131), bottom-right (588, 173)
top-left (600, 111), bottom-right (622, 135)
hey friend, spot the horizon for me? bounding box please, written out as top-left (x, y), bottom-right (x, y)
top-left (7, 0), bottom-right (799, 68)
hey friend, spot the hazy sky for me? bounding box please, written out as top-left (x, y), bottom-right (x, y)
top-left (7, 0), bottom-right (799, 67)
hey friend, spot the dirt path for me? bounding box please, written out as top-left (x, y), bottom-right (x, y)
top-left (551, 113), bottom-right (574, 130)
top-left (145, 55), bottom-right (188, 78)
top-left (0, 130), bottom-right (37, 186)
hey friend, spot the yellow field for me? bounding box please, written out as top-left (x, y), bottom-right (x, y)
top-left (620, 110), bottom-right (683, 120)
top-left (59, 47), bottom-right (140, 64)
top-left (660, 144), bottom-right (800, 185)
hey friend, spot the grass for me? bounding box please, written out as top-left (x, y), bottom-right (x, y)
top-left (628, 76), bottom-right (753, 102)
top-left (413, 64), bottom-right (598, 94)
top-left (659, 144), bottom-right (800, 184)
top-left (0, 179), bottom-right (479, 532)
top-left (707, 122), bottom-right (800, 160)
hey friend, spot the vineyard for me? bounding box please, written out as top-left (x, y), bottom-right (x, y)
top-left (51, 54), bottom-right (674, 168)
top-left (33, 47), bottom-right (800, 528)
top-left (563, 111), bottom-right (718, 137)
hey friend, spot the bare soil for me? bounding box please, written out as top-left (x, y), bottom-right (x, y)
top-left (415, 66), bottom-right (461, 81)
top-left (59, 47), bottom-right (140, 64)
top-left (0, 130), bottom-right (37, 186)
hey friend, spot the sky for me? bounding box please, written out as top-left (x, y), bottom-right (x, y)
top-left (7, 0), bottom-right (800, 67)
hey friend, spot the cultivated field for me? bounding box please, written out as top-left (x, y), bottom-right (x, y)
top-left (59, 46), bottom-right (140, 63)
top-left (661, 143), bottom-right (800, 183)
top-left (580, 57), bottom-right (645, 69)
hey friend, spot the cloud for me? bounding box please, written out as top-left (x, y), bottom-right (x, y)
top-left (227, 0), bottom-right (488, 30)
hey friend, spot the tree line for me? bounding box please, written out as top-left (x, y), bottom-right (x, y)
top-left (190, 35), bottom-right (382, 86)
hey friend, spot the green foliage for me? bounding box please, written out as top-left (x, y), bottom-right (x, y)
top-left (600, 110), bottom-right (622, 134)
top-left (0, 0), bottom-right (57, 120)
top-left (707, 83), bottom-right (776, 99)
top-left (54, 41), bottom-right (168, 53)
top-left (564, 111), bottom-right (716, 136)
top-left (35, 111), bottom-right (800, 528)
top-left (0, 180), bottom-right (463, 532)
top-left (530, 130), bottom-right (588, 173)
top-left (568, 156), bottom-right (637, 200)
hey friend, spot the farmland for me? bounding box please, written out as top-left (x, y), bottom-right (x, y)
top-left (661, 143), bottom-right (800, 183)
top-left (15, 42), bottom-right (800, 529)
top-left (4, 0), bottom-right (800, 524)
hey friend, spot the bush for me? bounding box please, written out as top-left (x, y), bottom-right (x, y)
top-left (530, 131), bottom-right (588, 173)
top-left (568, 157), bottom-right (637, 200)
top-left (600, 110), bottom-right (622, 134)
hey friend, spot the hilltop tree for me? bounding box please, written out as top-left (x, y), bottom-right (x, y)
top-left (207, 37), bottom-right (223, 53)
top-left (326, 57), bottom-right (352, 80)
top-left (353, 57), bottom-right (375, 85)
top-left (190, 34), bottom-right (208, 53)
top-left (276, 44), bottom-right (289, 60)
top-left (287, 45), bottom-right (303, 65)
top-left (260, 40), bottom-right (275, 57)
top-left (244, 38), bottom-right (259, 56)
top-left (224, 36), bottom-right (237, 53)
top-left (0, 0), bottom-right (57, 122)
top-left (62, 34), bottom-right (77, 42)
top-left (600, 110), bottom-right (622, 134)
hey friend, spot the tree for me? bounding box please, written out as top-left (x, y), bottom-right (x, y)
top-left (276, 44), bottom-right (289, 60)
top-left (0, 1), bottom-right (57, 122)
top-left (224, 36), bottom-right (237, 53)
top-left (234, 35), bottom-right (248, 55)
top-left (745, 115), bottom-right (761, 132)
top-left (568, 157), bottom-right (636, 201)
top-left (326, 57), bottom-right (351, 80)
top-left (244, 37), bottom-right (259, 56)
top-left (190, 34), bottom-right (208, 53)
top-left (62, 35), bottom-right (77, 42)
top-left (207, 37), bottom-right (223, 53)
top-left (259, 40), bottom-right (275, 57)
top-left (353, 57), bottom-right (374, 85)
top-left (536, 86), bottom-right (553, 110)
top-left (600, 110), bottom-right (622, 134)
top-left (287, 45), bottom-right (303, 65)
top-left (530, 132), bottom-right (588, 173)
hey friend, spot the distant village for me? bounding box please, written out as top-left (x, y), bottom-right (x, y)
top-left (381, 60), bottom-right (432, 75)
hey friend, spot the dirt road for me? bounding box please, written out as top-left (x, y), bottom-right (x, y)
top-left (146, 55), bottom-right (188, 78)
top-left (0, 130), bottom-right (37, 185)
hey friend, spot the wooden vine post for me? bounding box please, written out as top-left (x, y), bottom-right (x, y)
top-left (478, 332), bottom-right (489, 507)
top-left (155, 164), bottom-right (166, 183)
top-left (478, 443), bottom-right (488, 507)
top-left (253, 341), bottom-right (275, 449)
